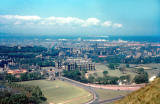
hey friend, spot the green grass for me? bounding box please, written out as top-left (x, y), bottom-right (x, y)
top-left (87, 63), bottom-right (137, 81)
top-left (94, 88), bottom-right (130, 101)
top-left (19, 80), bottom-right (93, 104)
top-left (130, 64), bottom-right (160, 78)
top-left (88, 63), bottom-right (123, 77)
top-left (115, 78), bottom-right (160, 104)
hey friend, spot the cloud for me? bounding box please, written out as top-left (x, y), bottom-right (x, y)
top-left (14, 21), bottom-right (21, 25)
top-left (0, 15), bottom-right (123, 28)
top-left (113, 23), bottom-right (123, 28)
top-left (0, 15), bottom-right (41, 20)
top-left (45, 16), bottom-right (84, 25)
top-left (101, 21), bottom-right (112, 27)
top-left (83, 18), bottom-right (100, 27)
top-left (45, 17), bottom-right (100, 27)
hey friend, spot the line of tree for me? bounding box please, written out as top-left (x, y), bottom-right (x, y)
top-left (91, 54), bottom-right (160, 64)
top-left (0, 83), bottom-right (47, 104)
top-left (63, 70), bottom-right (130, 85)
top-left (63, 70), bottom-right (88, 83)
top-left (0, 46), bottom-right (47, 53)
top-left (88, 75), bottom-right (119, 85)
top-left (5, 72), bottom-right (45, 82)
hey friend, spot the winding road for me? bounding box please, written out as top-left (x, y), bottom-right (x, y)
top-left (60, 77), bottom-right (124, 104)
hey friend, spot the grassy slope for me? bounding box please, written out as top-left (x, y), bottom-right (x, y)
top-left (115, 78), bottom-right (160, 104)
top-left (19, 80), bottom-right (93, 104)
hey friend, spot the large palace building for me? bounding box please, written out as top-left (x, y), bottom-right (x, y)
top-left (64, 58), bottom-right (95, 71)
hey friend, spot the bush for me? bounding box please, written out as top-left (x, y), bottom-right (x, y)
top-left (108, 63), bottom-right (115, 70)
top-left (134, 72), bottom-right (148, 84)
top-left (103, 71), bottom-right (108, 76)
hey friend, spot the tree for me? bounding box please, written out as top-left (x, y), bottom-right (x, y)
top-left (108, 63), bottom-right (115, 70)
top-left (126, 64), bottom-right (130, 68)
top-left (103, 71), bottom-right (108, 76)
top-left (0, 83), bottom-right (47, 104)
top-left (119, 66), bottom-right (126, 74)
top-left (120, 75), bottom-right (130, 82)
top-left (93, 73), bottom-right (98, 77)
top-left (88, 75), bottom-right (95, 83)
top-left (63, 70), bottom-right (88, 83)
top-left (134, 72), bottom-right (148, 84)
top-left (95, 77), bottom-right (103, 84)
top-left (137, 68), bottom-right (145, 74)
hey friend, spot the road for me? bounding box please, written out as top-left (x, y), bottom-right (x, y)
top-left (60, 77), bottom-right (99, 104)
top-left (60, 77), bottom-right (124, 104)
top-left (98, 96), bottom-right (124, 104)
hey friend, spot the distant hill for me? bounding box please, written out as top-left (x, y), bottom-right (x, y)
top-left (115, 78), bottom-right (160, 104)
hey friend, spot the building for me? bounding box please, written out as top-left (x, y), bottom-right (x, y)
top-left (7, 69), bottom-right (27, 75)
top-left (64, 58), bottom-right (95, 71)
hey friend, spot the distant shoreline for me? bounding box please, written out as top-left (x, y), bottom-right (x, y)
top-left (0, 34), bottom-right (160, 42)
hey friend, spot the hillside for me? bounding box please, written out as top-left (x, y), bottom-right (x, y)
top-left (115, 78), bottom-right (160, 104)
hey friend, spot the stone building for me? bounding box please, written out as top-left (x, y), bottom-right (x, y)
top-left (64, 58), bottom-right (95, 71)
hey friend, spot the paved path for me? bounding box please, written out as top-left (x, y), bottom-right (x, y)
top-left (60, 77), bottom-right (125, 104)
top-left (98, 96), bottom-right (124, 104)
top-left (60, 77), bottom-right (99, 104)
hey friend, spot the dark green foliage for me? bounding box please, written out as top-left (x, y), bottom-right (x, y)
top-left (134, 70), bottom-right (149, 84)
top-left (20, 72), bottom-right (44, 81)
top-left (136, 68), bottom-right (145, 74)
top-left (88, 75), bottom-right (95, 83)
top-left (0, 93), bottom-right (28, 104)
top-left (91, 55), bottom-right (125, 63)
top-left (63, 70), bottom-right (121, 85)
top-left (0, 46), bottom-right (47, 53)
top-left (63, 70), bottom-right (88, 83)
top-left (0, 83), bottom-right (47, 104)
top-left (119, 66), bottom-right (126, 73)
top-left (38, 61), bottom-right (55, 67)
top-left (5, 74), bottom-right (19, 82)
top-left (103, 71), bottom-right (108, 76)
top-left (134, 68), bottom-right (149, 84)
top-left (126, 64), bottom-right (130, 68)
top-left (119, 75), bottom-right (130, 82)
top-left (94, 76), bottom-right (119, 85)
top-left (108, 63), bottom-right (115, 70)
top-left (5, 72), bottom-right (45, 82)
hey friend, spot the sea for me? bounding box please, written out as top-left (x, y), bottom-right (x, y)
top-left (0, 33), bottom-right (160, 43)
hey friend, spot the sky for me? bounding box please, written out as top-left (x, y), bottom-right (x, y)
top-left (0, 0), bottom-right (160, 36)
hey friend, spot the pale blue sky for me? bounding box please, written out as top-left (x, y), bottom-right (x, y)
top-left (0, 0), bottom-right (159, 36)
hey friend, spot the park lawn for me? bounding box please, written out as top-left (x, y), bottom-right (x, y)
top-left (130, 64), bottom-right (160, 78)
top-left (94, 88), bottom-right (130, 101)
top-left (87, 63), bottom-right (123, 77)
top-left (19, 80), bottom-right (93, 104)
top-left (131, 63), bottom-right (160, 70)
top-left (88, 63), bottom-right (137, 81)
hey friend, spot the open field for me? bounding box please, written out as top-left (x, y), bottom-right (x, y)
top-left (94, 88), bottom-right (131, 101)
top-left (87, 63), bottom-right (137, 81)
top-left (130, 63), bottom-right (160, 69)
top-left (87, 63), bottom-right (160, 80)
top-left (87, 63), bottom-right (124, 77)
top-left (130, 64), bottom-right (160, 78)
top-left (19, 80), bottom-right (93, 104)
